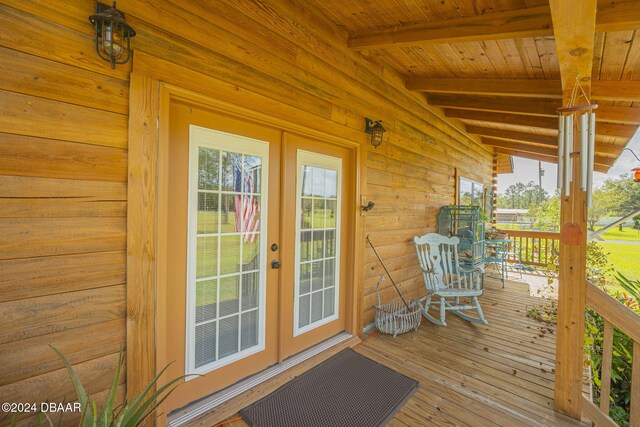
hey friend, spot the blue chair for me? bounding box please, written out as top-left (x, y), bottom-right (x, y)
top-left (484, 240), bottom-right (509, 288)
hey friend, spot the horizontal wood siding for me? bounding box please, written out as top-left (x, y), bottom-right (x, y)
top-left (0, 0), bottom-right (492, 414)
top-left (0, 0), bottom-right (129, 420)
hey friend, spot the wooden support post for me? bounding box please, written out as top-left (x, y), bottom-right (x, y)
top-left (492, 154), bottom-right (498, 225)
top-left (549, 0), bottom-right (597, 420)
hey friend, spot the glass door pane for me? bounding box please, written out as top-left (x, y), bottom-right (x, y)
top-left (187, 126), bottom-right (269, 374)
top-left (294, 151), bottom-right (341, 336)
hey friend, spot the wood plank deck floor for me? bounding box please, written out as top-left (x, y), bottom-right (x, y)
top-left (191, 277), bottom-right (588, 427)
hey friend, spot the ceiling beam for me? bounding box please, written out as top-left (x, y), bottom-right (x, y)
top-left (431, 94), bottom-right (640, 124)
top-left (348, 1), bottom-right (640, 51)
top-left (444, 109), bottom-right (558, 128)
top-left (493, 146), bottom-right (557, 162)
top-left (407, 78), bottom-right (640, 102)
top-left (491, 147), bottom-right (610, 173)
top-left (595, 122), bottom-right (638, 139)
top-left (477, 131), bottom-right (622, 159)
top-left (484, 138), bottom-right (558, 157)
top-left (483, 138), bottom-right (616, 166)
top-left (551, 1), bottom-right (596, 100)
top-left (408, 78), bottom-right (561, 98)
top-left (467, 125), bottom-right (558, 146)
top-left (445, 109), bottom-right (638, 138)
top-left (592, 80), bottom-right (640, 102)
top-left (428, 94), bottom-right (559, 116)
top-left (348, 6), bottom-right (553, 50)
top-left (597, 105), bottom-right (640, 125)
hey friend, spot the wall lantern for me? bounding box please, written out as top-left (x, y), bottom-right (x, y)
top-left (623, 148), bottom-right (640, 182)
top-left (89, 2), bottom-right (136, 69)
top-left (365, 118), bottom-right (386, 148)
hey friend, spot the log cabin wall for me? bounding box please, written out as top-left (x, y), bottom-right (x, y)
top-left (0, 0), bottom-right (492, 415)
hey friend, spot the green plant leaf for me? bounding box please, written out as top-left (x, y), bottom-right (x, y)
top-left (49, 346), bottom-right (89, 409)
top-left (117, 363), bottom-right (195, 427)
top-left (98, 350), bottom-right (124, 426)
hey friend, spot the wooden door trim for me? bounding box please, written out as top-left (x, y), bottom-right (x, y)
top-left (127, 68), bottom-right (366, 402)
top-left (126, 73), bottom-right (159, 398)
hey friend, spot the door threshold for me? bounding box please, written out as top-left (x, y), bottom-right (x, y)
top-left (168, 332), bottom-right (355, 427)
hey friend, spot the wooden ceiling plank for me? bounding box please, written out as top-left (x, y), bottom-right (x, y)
top-left (348, 6), bottom-right (554, 50)
top-left (599, 30), bottom-right (635, 81)
top-left (534, 35), bottom-right (561, 80)
top-left (516, 38), bottom-right (547, 80)
top-left (595, 0), bottom-right (640, 33)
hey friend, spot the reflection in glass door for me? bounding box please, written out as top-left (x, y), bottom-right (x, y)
top-left (294, 150), bottom-right (342, 336)
top-left (186, 125), bottom-right (269, 375)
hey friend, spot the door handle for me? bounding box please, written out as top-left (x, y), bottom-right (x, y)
top-left (271, 260), bottom-right (281, 269)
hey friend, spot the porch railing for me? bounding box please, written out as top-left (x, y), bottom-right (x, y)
top-left (499, 229), bottom-right (560, 268)
top-left (583, 281), bottom-right (640, 427)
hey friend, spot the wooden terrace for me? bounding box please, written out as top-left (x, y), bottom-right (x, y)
top-left (189, 276), bottom-right (587, 427)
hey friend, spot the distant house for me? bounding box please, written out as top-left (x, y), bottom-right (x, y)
top-left (496, 208), bottom-right (530, 227)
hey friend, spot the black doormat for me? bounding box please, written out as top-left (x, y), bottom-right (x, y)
top-left (240, 348), bottom-right (419, 427)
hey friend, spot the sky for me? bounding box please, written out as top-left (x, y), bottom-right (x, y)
top-left (497, 129), bottom-right (640, 195)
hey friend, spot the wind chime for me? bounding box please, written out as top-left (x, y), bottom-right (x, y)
top-left (556, 78), bottom-right (597, 208)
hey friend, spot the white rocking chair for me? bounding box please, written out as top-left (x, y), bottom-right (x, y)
top-left (414, 233), bottom-right (488, 326)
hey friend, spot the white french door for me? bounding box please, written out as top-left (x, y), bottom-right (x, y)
top-left (186, 125), bottom-right (270, 375)
top-left (293, 150), bottom-right (342, 336)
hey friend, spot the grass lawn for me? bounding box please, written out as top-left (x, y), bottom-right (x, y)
top-left (596, 242), bottom-right (640, 283)
top-left (597, 226), bottom-right (640, 241)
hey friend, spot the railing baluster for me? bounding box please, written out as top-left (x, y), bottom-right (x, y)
top-left (600, 320), bottom-right (614, 415)
top-left (498, 230), bottom-right (560, 267)
top-left (585, 281), bottom-right (640, 426)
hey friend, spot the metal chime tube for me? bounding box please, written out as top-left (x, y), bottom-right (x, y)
top-left (557, 115), bottom-right (565, 191)
top-left (580, 113), bottom-right (588, 191)
top-left (587, 112), bottom-right (596, 207)
top-left (564, 114), bottom-right (573, 197)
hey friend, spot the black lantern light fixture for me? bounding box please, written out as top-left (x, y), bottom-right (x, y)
top-left (365, 118), bottom-right (386, 148)
top-left (89, 2), bottom-right (136, 69)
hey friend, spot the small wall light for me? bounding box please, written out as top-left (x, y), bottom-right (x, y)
top-left (365, 118), bottom-right (386, 148)
top-left (89, 2), bottom-right (136, 69)
top-left (362, 201), bottom-right (375, 212)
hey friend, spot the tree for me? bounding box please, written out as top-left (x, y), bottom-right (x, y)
top-left (498, 181), bottom-right (549, 209)
top-left (587, 188), bottom-right (616, 231)
top-left (600, 174), bottom-right (640, 216)
top-left (527, 194), bottom-right (561, 231)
